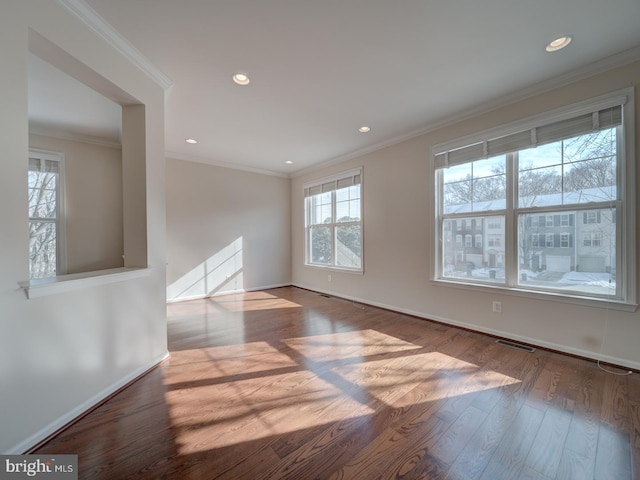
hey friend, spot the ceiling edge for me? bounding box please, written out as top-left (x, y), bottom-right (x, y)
top-left (30, 124), bottom-right (122, 149)
top-left (165, 151), bottom-right (290, 178)
top-left (57, 0), bottom-right (173, 90)
top-left (292, 44), bottom-right (640, 179)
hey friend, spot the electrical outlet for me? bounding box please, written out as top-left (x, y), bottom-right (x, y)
top-left (328, 274), bottom-right (331, 282)
top-left (492, 301), bottom-right (502, 313)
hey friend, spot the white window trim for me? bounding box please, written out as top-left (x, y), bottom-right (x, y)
top-left (28, 148), bottom-right (67, 277)
top-left (431, 88), bottom-right (636, 310)
top-left (303, 167), bottom-right (364, 274)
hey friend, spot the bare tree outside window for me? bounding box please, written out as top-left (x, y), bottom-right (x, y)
top-left (28, 155), bottom-right (61, 279)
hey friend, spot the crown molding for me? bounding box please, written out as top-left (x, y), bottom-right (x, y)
top-left (57, 0), bottom-right (173, 90)
top-left (165, 151), bottom-right (290, 178)
top-left (30, 124), bottom-right (122, 149)
top-left (293, 45), bottom-right (640, 179)
top-left (423, 44), bottom-right (640, 135)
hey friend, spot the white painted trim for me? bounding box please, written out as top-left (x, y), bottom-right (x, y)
top-left (166, 282), bottom-right (291, 303)
top-left (57, 0), bottom-right (173, 90)
top-left (7, 352), bottom-right (169, 454)
top-left (292, 282), bottom-right (640, 371)
top-left (430, 278), bottom-right (637, 313)
top-left (30, 124), bottom-right (122, 149)
top-left (165, 151), bottom-right (289, 178)
top-left (20, 267), bottom-right (152, 299)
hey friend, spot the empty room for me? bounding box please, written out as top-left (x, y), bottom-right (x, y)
top-left (2, 1), bottom-right (640, 479)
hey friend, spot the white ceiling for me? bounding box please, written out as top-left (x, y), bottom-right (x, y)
top-left (30, 0), bottom-right (640, 175)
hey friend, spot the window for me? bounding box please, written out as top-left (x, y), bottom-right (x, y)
top-left (531, 234), bottom-right (539, 248)
top-left (304, 168), bottom-right (362, 271)
top-left (28, 150), bottom-right (65, 279)
top-left (593, 232), bottom-right (603, 247)
top-left (434, 89), bottom-right (635, 304)
top-left (545, 233), bottom-right (554, 248)
top-left (584, 211), bottom-right (600, 224)
top-left (488, 218), bottom-right (501, 229)
top-left (583, 231), bottom-right (603, 248)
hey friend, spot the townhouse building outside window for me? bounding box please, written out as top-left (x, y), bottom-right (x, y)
top-left (433, 89), bottom-right (635, 306)
top-left (304, 168), bottom-right (363, 272)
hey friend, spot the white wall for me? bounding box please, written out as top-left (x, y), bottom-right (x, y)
top-left (166, 158), bottom-right (291, 301)
top-left (29, 134), bottom-right (124, 274)
top-left (292, 60), bottom-right (640, 370)
top-left (0, 2), bottom-right (167, 453)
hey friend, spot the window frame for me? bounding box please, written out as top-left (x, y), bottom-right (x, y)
top-left (432, 88), bottom-right (636, 309)
top-left (303, 168), bottom-right (363, 273)
top-left (28, 149), bottom-right (66, 279)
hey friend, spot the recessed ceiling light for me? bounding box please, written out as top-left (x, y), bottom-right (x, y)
top-left (185, 138), bottom-right (198, 144)
top-left (358, 126), bottom-right (371, 133)
top-left (546, 35), bottom-right (572, 52)
top-left (233, 73), bottom-right (250, 85)
top-left (285, 160), bottom-right (293, 165)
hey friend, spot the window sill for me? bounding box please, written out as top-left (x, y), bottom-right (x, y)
top-left (19, 267), bottom-right (152, 299)
top-left (304, 263), bottom-right (364, 275)
top-left (432, 278), bottom-right (637, 312)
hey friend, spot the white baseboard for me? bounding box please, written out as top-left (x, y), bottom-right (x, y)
top-left (292, 282), bottom-right (640, 372)
top-left (166, 283), bottom-right (291, 303)
top-left (246, 283), bottom-right (291, 292)
top-left (8, 352), bottom-right (169, 454)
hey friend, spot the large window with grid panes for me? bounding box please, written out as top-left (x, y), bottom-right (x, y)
top-left (304, 168), bottom-right (362, 272)
top-left (433, 89), bottom-right (635, 305)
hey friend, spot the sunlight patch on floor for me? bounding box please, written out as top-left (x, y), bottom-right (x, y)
top-left (284, 329), bottom-right (422, 362)
top-left (164, 341), bottom-right (297, 379)
top-left (336, 351), bottom-right (521, 408)
top-left (166, 369), bottom-right (375, 453)
top-left (215, 291), bottom-right (302, 311)
top-left (164, 330), bottom-right (521, 454)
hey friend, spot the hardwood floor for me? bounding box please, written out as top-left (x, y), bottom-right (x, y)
top-left (35, 287), bottom-right (640, 479)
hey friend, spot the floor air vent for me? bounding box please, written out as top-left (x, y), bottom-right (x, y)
top-left (495, 339), bottom-right (536, 353)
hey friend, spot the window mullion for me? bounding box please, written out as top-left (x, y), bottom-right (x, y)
top-left (331, 190), bottom-right (337, 267)
top-left (308, 199), bottom-right (312, 265)
top-left (504, 152), bottom-right (518, 288)
top-left (435, 168), bottom-right (444, 279)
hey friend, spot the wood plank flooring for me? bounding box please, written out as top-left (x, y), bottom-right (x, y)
top-left (35, 287), bottom-right (640, 479)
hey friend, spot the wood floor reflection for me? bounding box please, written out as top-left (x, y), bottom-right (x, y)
top-left (36, 287), bottom-right (640, 479)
